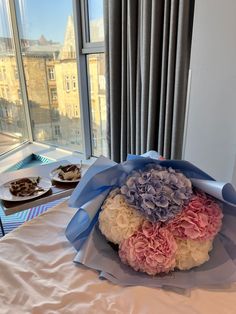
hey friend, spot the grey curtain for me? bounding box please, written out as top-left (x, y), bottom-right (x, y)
top-left (104, 0), bottom-right (195, 162)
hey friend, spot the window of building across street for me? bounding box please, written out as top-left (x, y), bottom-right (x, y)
top-left (48, 68), bottom-right (55, 80)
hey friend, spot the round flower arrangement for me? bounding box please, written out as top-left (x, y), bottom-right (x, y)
top-left (98, 165), bottom-right (223, 275)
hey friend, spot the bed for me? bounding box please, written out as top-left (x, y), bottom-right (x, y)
top-left (1, 200), bottom-right (236, 314)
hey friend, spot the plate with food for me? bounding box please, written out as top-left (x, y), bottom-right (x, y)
top-left (50, 163), bottom-right (84, 183)
top-left (0, 177), bottom-right (52, 202)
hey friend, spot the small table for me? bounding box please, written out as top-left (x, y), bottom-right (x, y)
top-left (0, 160), bottom-right (85, 234)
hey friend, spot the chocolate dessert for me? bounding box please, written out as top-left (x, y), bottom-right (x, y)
top-left (9, 177), bottom-right (44, 197)
top-left (57, 164), bottom-right (82, 181)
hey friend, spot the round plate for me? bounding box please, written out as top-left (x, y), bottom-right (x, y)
top-left (0, 177), bottom-right (52, 202)
top-left (50, 164), bottom-right (85, 183)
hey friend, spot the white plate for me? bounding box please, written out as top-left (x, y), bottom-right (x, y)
top-left (0, 177), bottom-right (52, 202)
top-left (50, 164), bottom-right (86, 183)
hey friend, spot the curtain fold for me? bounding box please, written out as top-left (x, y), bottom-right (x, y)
top-left (105, 0), bottom-right (194, 162)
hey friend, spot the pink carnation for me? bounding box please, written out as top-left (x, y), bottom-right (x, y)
top-left (119, 221), bottom-right (177, 275)
top-left (167, 191), bottom-right (223, 241)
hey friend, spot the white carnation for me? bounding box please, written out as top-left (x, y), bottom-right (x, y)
top-left (99, 190), bottom-right (145, 244)
top-left (175, 238), bottom-right (213, 270)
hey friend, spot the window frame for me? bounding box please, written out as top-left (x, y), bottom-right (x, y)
top-left (80, 0), bottom-right (104, 53)
top-left (8, 0), bottom-right (33, 141)
top-left (48, 67), bottom-right (55, 81)
top-left (65, 76), bottom-right (70, 92)
top-left (50, 88), bottom-right (58, 101)
top-left (5, 0), bottom-right (105, 159)
top-left (75, 0), bottom-right (105, 158)
top-left (72, 75), bottom-right (76, 90)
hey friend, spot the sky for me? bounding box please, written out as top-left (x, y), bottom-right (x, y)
top-left (0, 0), bottom-right (103, 43)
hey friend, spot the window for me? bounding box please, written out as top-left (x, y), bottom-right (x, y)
top-left (54, 125), bottom-right (61, 136)
top-left (88, 0), bottom-right (104, 42)
top-left (74, 104), bottom-right (79, 117)
top-left (92, 131), bottom-right (97, 148)
top-left (72, 75), bottom-right (76, 90)
top-left (0, 0), bottom-right (107, 157)
top-left (5, 106), bottom-right (8, 117)
top-left (81, 0), bottom-right (107, 156)
top-left (50, 88), bottom-right (57, 101)
top-left (87, 54), bottom-right (106, 156)
top-left (0, 0), bottom-right (28, 155)
top-left (48, 68), bottom-right (55, 80)
top-left (99, 75), bottom-right (105, 91)
top-left (65, 76), bottom-right (70, 92)
top-left (15, 0), bottom-right (82, 151)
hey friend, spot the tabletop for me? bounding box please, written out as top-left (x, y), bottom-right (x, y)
top-left (0, 160), bottom-right (88, 216)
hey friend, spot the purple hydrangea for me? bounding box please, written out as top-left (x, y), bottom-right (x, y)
top-left (120, 165), bottom-right (193, 222)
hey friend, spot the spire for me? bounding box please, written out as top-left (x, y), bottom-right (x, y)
top-left (38, 35), bottom-right (48, 45)
top-left (59, 15), bottom-right (76, 60)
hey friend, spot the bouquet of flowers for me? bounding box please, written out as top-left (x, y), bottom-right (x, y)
top-left (99, 165), bottom-right (223, 275)
top-left (66, 154), bottom-right (236, 290)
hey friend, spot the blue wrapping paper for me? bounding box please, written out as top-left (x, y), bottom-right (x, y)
top-left (65, 153), bottom-right (236, 290)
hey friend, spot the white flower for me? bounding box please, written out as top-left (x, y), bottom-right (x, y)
top-left (99, 189), bottom-right (145, 244)
top-left (175, 238), bottom-right (213, 270)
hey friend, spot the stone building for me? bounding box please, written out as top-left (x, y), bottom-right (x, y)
top-left (0, 15), bottom-right (106, 155)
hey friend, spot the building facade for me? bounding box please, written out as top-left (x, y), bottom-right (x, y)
top-left (0, 15), bottom-right (106, 155)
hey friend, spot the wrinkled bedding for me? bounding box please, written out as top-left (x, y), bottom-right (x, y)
top-left (0, 201), bottom-right (236, 314)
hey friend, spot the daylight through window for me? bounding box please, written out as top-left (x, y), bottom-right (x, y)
top-left (0, 0), bottom-right (107, 157)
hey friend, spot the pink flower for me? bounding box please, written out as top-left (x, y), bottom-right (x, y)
top-left (166, 192), bottom-right (223, 241)
top-left (119, 221), bottom-right (177, 275)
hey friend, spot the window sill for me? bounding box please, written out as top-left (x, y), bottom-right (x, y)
top-left (0, 141), bottom-right (96, 174)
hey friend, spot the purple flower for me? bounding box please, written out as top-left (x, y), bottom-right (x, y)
top-left (120, 165), bottom-right (193, 223)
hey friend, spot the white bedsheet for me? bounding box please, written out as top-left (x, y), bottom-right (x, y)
top-left (0, 201), bottom-right (236, 314)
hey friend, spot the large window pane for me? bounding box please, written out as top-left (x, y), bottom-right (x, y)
top-left (15, 0), bottom-right (83, 151)
top-left (87, 53), bottom-right (107, 156)
top-left (0, 0), bottom-right (28, 154)
top-left (88, 0), bottom-right (104, 42)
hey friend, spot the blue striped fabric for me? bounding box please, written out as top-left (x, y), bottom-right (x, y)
top-left (0, 198), bottom-right (67, 237)
top-left (4, 154), bottom-right (52, 172)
